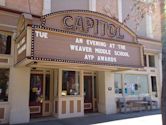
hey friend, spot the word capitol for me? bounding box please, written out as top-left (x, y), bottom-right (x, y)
top-left (63, 15), bottom-right (124, 39)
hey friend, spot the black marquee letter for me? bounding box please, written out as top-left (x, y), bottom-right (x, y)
top-left (75, 16), bottom-right (84, 32)
top-left (107, 24), bottom-right (117, 38)
top-left (117, 27), bottom-right (124, 39)
top-left (84, 17), bottom-right (94, 33)
top-left (63, 16), bottom-right (74, 30)
top-left (94, 19), bottom-right (99, 35)
top-left (99, 20), bottom-right (107, 36)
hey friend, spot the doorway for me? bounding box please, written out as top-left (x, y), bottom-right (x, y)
top-left (29, 69), bottom-right (54, 118)
top-left (84, 72), bottom-right (97, 113)
top-left (29, 74), bottom-right (43, 117)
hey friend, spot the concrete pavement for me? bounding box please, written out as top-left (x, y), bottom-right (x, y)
top-left (18, 110), bottom-right (161, 125)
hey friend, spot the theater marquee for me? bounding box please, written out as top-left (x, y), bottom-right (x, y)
top-left (16, 10), bottom-right (144, 68)
top-left (41, 10), bottom-right (136, 43)
top-left (31, 26), bottom-right (143, 67)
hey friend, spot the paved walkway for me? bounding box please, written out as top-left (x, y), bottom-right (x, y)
top-left (18, 110), bottom-right (161, 125)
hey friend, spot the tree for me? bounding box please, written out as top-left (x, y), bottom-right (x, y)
top-left (103, 0), bottom-right (158, 34)
top-left (161, 0), bottom-right (166, 124)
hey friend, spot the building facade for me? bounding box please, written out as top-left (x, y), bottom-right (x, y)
top-left (0, 0), bottom-right (162, 124)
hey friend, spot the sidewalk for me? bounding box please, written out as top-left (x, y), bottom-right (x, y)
top-left (19, 110), bottom-right (161, 125)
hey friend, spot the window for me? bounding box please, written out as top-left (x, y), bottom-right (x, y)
top-left (149, 55), bottom-right (155, 67)
top-left (0, 69), bottom-right (9, 102)
top-left (114, 73), bottom-right (122, 94)
top-left (0, 31), bottom-right (11, 54)
top-left (151, 76), bottom-right (157, 92)
top-left (94, 76), bottom-right (97, 98)
top-left (62, 70), bottom-right (80, 96)
top-left (124, 74), bottom-right (149, 96)
top-left (51, 0), bottom-right (89, 12)
top-left (144, 55), bottom-right (147, 67)
top-left (45, 72), bottom-right (50, 100)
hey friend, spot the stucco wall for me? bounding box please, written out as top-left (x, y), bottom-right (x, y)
top-left (121, 0), bottom-right (147, 37)
top-left (138, 38), bottom-right (162, 53)
top-left (152, 2), bottom-right (161, 41)
top-left (5, 0), bottom-right (43, 16)
top-left (97, 71), bottom-right (116, 114)
top-left (96, 0), bottom-right (161, 41)
top-left (51, 0), bottom-right (89, 12)
top-left (96, 0), bottom-right (118, 19)
top-left (9, 67), bottom-right (31, 124)
top-left (121, 0), bottom-right (161, 40)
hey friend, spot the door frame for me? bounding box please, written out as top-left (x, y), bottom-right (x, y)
top-left (83, 71), bottom-right (97, 113)
top-left (30, 68), bottom-right (54, 117)
top-left (29, 73), bottom-right (43, 117)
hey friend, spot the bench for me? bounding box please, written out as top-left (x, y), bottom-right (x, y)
top-left (117, 97), bottom-right (158, 112)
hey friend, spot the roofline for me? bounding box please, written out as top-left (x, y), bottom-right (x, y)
top-left (137, 36), bottom-right (161, 43)
top-left (0, 6), bottom-right (40, 18)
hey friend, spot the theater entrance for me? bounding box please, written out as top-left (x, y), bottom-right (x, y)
top-left (29, 69), bottom-right (54, 118)
top-left (84, 72), bottom-right (97, 113)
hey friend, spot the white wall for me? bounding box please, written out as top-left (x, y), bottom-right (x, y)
top-left (97, 71), bottom-right (116, 114)
top-left (105, 72), bottom-right (116, 114)
top-left (51, 0), bottom-right (89, 12)
top-left (43, 0), bottom-right (51, 15)
top-left (118, 0), bottom-right (123, 22)
top-left (0, 0), bottom-right (5, 6)
top-left (9, 67), bottom-right (30, 124)
top-left (89, 0), bottom-right (96, 11)
top-left (97, 71), bottom-right (105, 113)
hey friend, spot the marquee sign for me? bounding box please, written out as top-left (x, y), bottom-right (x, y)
top-left (41, 10), bottom-right (136, 43)
top-left (14, 10), bottom-right (144, 68)
top-left (31, 26), bottom-right (143, 67)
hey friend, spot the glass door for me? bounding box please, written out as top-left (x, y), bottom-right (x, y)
top-left (29, 74), bottom-right (43, 117)
top-left (43, 70), bottom-right (53, 116)
top-left (84, 76), bottom-right (93, 113)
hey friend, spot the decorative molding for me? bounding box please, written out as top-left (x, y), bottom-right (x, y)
top-left (54, 101), bottom-right (58, 114)
top-left (44, 103), bottom-right (49, 113)
top-left (0, 6), bottom-right (40, 18)
top-left (137, 36), bottom-right (161, 43)
top-left (77, 100), bottom-right (81, 112)
top-left (70, 100), bottom-right (74, 113)
top-left (62, 101), bottom-right (66, 114)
